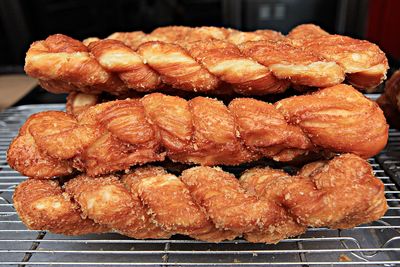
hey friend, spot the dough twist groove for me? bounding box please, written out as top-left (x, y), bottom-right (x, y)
top-left (7, 84), bottom-right (388, 179)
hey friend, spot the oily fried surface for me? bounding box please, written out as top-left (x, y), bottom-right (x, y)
top-left (66, 92), bottom-right (99, 117)
top-left (288, 24), bottom-right (388, 90)
top-left (239, 167), bottom-right (306, 242)
top-left (287, 24), bottom-right (329, 40)
top-left (13, 179), bottom-right (107, 235)
top-left (240, 153), bottom-right (387, 230)
top-left (77, 99), bottom-right (165, 176)
top-left (181, 166), bottom-right (283, 233)
top-left (228, 97), bottom-right (312, 161)
top-left (239, 40), bottom-right (345, 87)
top-left (176, 96), bottom-right (258, 165)
top-left (25, 34), bottom-right (125, 94)
top-left (7, 112), bottom-right (74, 179)
top-left (140, 93), bottom-right (193, 152)
top-left (376, 94), bottom-right (400, 129)
top-left (275, 84), bottom-right (388, 158)
top-left (294, 154), bottom-right (387, 228)
top-left (302, 35), bottom-right (388, 90)
top-left (376, 70), bottom-right (400, 129)
top-left (137, 41), bottom-right (220, 92)
top-left (124, 168), bottom-right (237, 241)
top-left (24, 24), bottom-right (387, 95)
top-left (107, 31), bottom-right (147, 50)
top-left (8, 85), bottom-right (388, 179)
top-left (89, 39), bottom-right (161, 91)
top-left (14, 154), bottom-right (387, 242)
top-left (228, 29), bottom-right (285, 45)
top-left (65, 174), bottom-right (170, 239)
top-left (382, 70), bottom-right (400, 111)
top-left (303, 35), bottom-right (387, 73)
top-left (183, 40), bottom-right (289, 94)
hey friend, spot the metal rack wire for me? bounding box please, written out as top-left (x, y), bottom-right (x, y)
top-left (0, 103), bottom-right (399, 266)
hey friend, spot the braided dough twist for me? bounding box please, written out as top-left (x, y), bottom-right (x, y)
top-left (24, 25), bottom-right (387, 96)
top-left (377, 70), bottom-right (400, 129)
top-left (13, 154), bottom-right (387, 243)
top-left (7, 84), bottom-right (388, 179)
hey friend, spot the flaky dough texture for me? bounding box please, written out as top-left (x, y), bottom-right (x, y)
top-left (7, 85), bottom-right (388, 179)
top-left (377, 70), bottom-right (400, 129)
top-left (24, 25), bottom-right (387, 95)
top-left (13, 154), bottom-right (387, 243)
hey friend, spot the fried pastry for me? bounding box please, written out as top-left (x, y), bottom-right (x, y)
top-left (13, 154), bottom-right (387, 243)
top-left (24, 24), bottom-right (387, 95)
top-left (66, 92), bottom-right (99, 117)
top-left (287, 24), bottom-right (329, 40)
top-left (377, 70), bottom-right (400, 129)
top-left (288, 24), bottom-right (388, 90)
top-left (13, 179), bottom-right (107, 235)
top-left (7, 84), bottom-right (388, 179)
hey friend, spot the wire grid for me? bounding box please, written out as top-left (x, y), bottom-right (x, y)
top-left (0, 104), bottom-right (399, 267)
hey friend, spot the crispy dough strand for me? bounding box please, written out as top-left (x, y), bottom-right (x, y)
top-left (7, 85), bottom-right (388, 179)
top-left (14, 154), bottom-right (387, 243)
top-left (25, 25), bottom-right (388, 95)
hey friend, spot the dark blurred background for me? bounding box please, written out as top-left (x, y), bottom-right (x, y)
top-left (1, 0), bottom-right (400, 69)
top-left (0, 0), bottom-right (399, 107)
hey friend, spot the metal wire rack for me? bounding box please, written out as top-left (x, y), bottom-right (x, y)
top-left (0, 103), bottom-right (399, 266)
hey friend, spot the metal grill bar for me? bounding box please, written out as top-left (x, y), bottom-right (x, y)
top-left (0, 103), bottom-right (399, 266)
top-left (0, 236), bottom-right (398, 244)
top-left (2, 248), bottom-right (400, 254)
top-left (0, 261), bottom-right (399, 266)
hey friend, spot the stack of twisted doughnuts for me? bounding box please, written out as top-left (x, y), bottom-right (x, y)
top-left (9, 24), bottom-right (390, 243)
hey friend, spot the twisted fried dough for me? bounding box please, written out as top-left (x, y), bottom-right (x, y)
top-left (96, 25), bottom-right (388, 91)
top-left (13, 154), bottom-right (388, 243)
top-left (287, 24), bottom-right (329, 40)
top-left (288, 24), bottom-right (388, 90)
top-left (377, 70), bottom-right (400, 129)
top-left (7, 85), bottom-right (388, 179)
top-left (66, 92), bottom-right (99, 117)
top-left (24, 24), bottom-right (387, 95)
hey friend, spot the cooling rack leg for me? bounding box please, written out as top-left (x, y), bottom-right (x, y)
top-left (161, 242), bottom-right (170, 267)
top-left (296, 240), bottom-right (309, 267)
top-left (18, 231), bottom-right (46, 267)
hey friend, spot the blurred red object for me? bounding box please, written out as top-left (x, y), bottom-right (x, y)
top-left (367, 0), bottom-right (400, 60)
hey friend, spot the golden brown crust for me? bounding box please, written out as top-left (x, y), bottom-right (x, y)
top-left (107, 31), bottom-right (148, 50)
top-left (297, 154), bottom-right (387, 228)
top-left (137, 41), bottom-right (220, 92)
top-left (376, 94), bottom-right (400, 129)
top-left (14, 154), bottom-right (387, 242)
top-left (275, 84), bottom-right (388, 158)
top-left (239, 40), bottom-right (344, 87)
top-left (376, 70), bottom-right (400, 129)
top-left (183, 40), bottom-right (289, 94)
top-left (302, 35), bottom-right (388, 90)
top-left (66, 92), bottom-right (99, 117)
top-left (383, 70), bottom-right (400, 110)
top-left (287, 24), bottom-right (329, 40)
top-left (228, 29), bottom-right (285, 45)
top-left (7, 112), bottom-right (74, 179)
top-left (13, 179), bottom-right (107, 235)
top-left (65, 174), bottom-right (170, 239)
top-left (24, 25), bottom-right (387, 95)
top-left (25, 35), bottom-right (125, 94)
top-left (89, 39), bottom-right (161, 91)
top-left (7, 85), bottom-right (388, 179)
top-left (288, 25), bottom-right (388, 90)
